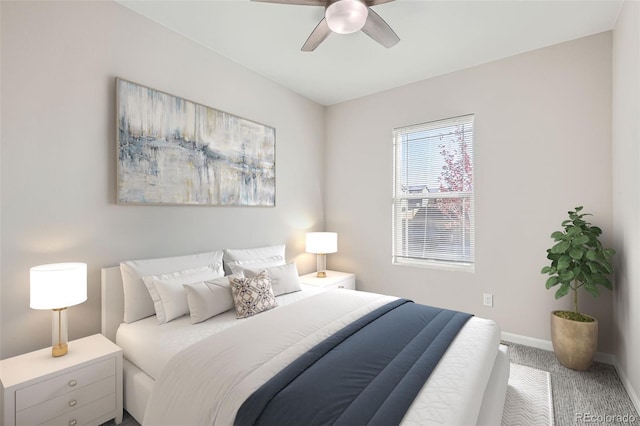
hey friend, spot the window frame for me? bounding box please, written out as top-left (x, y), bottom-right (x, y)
top-left (391, 114), bottom-right (475, 272)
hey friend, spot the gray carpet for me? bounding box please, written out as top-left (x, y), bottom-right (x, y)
top-left (105, 411), bottom-right (139, 426)
top-left (103, 342), bottom-right (638, 426)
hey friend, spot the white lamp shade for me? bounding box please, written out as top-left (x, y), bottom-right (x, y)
top-left (325, 0), bottom-right (368, 34)
top-left (306, 232), bottom-right (338, 254)
top-left (30, 263), bottom-right (87, 310)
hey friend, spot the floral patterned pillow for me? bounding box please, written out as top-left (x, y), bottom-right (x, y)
top-left (229, 270), bottom-right (278, 319)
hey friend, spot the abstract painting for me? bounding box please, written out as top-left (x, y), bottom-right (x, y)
top-left (116, 78), bottom-right (275, 206)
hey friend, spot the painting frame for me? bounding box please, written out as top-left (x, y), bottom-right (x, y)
top-left (116, 78), bottom-right (276, 207)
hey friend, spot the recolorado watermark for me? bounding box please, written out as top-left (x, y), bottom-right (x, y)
top-left (576, 412), bottom-right (637, 424)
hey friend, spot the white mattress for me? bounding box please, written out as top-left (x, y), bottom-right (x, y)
top-left (116, 283), bottom-right (324, 380)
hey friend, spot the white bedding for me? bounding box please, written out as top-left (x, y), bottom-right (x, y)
top-left (402, 317), bottom-right (500, 425)
top-left (139, 290), bottom-right (501, 426)
top-left (116, 283), bottom-right (324, 380)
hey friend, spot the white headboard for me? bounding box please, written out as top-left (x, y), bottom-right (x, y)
top-left (101, 266), bottom-right (124, 343)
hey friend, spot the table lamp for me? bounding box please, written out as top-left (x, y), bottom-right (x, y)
top-left (30, 263), bottom-right (87, 357)
top-left (306, 232), bottom-right (337, 278)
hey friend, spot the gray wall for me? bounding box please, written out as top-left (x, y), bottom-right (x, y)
top-left (0, 1), bottom-right (326, 358)
top-left (612, 0), bottom-right (640, 409)
top-left (325, 33), bottom-right (615, 352)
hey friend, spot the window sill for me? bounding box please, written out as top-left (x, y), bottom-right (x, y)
top-left (392, 258), bottom-right (475, 273)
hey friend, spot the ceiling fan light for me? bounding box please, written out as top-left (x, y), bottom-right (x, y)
top-left (325, 0), bottom-right (368, 35)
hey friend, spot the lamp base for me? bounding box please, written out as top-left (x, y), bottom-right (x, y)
top-left (52, 342), bottom-right (68, 357)
top-left (316, 253), bottom-right (327, 278)
top-left (51, 307), bottom-right (69, 357)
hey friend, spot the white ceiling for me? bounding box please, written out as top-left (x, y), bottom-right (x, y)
top-left (118, 0), bottom-right (622, 106)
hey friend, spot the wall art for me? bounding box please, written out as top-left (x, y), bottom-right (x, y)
top-left (116, 78), bottom-right (275, 206)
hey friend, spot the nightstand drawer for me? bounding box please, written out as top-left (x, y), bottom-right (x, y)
top-left (16, 376), bottom-right (115, 425)
top-left (41, 393), bottom-right (116, 426)
top-left (15, 357), bottom-right (115, 411)
top-left (325, 281), bottom-right (355, 290)
top-left (299, 271), bottom-right (356, 290)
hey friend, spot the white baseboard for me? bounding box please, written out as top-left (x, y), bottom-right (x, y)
top-left (501, 331), bottom-right (640, 415)
top-left (500, 331), bottom-right (615, 364)
top-left (501, 332), bottom-right (553, 352)
top-left (612, 357), bottom-right (640, 417)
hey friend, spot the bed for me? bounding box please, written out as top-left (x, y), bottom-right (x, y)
top-left (101, 249), bottom-right (509, 426)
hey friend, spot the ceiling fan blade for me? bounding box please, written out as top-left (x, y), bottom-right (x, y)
top-left (301, 18), bottom-right (331, 52)
top-left (361, 8), bottom-right (400, 48)
top-left (251, 0), bottom-right (326, 6)
top-left (365, 0), bottom-right (395, 5)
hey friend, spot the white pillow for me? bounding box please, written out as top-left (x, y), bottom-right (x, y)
top-left (223, 244), bottom-right (286, 275)
top-left (183, 275), bottom-right (237, 324)
top-left (142, 266), bottom-right (225, 324)
top-left (244, 262), bottom-right (301, 296)
top-left (120, 251), bottom-right (224, 323)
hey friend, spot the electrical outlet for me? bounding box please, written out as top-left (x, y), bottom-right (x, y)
top-left (483, 293), bottom-right (493, 307)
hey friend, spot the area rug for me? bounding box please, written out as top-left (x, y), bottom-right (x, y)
top-left (502, 363), bottom-right (555, 426)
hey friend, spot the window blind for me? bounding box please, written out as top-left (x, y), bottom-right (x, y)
top-left (392, 114), bottom-right (475, 270)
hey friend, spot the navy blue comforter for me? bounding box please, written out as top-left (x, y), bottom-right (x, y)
top-left (235, 298), bottom-right (472, 426)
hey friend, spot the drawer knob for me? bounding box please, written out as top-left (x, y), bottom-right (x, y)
top-left (68, 379), bottom-right (77, 387)
top-left (69, 419), bottom-right (77, 426)
top-left (68, 399), bottom-right (77, 407)
top-left (338, 285), bottom-right (344, 289)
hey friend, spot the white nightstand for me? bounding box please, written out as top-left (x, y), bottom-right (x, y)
top-left (299, 270), bottom-right (356, 290)
top-left (1, 333), bottom-right (123, 426)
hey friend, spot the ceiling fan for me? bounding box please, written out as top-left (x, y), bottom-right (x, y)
top-left (252, 0), bottom-right (400, 52)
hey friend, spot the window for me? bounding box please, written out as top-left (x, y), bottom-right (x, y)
top-left (392, 114), bottom-right (475, 271)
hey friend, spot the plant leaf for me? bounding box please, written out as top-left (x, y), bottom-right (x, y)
top-left (546, 276), bottom-right (560, 289)
top-left (569, 247), bottom-right (584, 260)
top-left (572, 235), bottom-right (590, 246)
top-left (585, 250), bottom-right (598, 261)
top-left (559, 270), bottom-right (575, 282)
top-left (588, 262), bottom-right (605, 274)
top-left (583, 282), bottom-right (600, 298)
top-left (555, 282), bottom-right (571, 299)
top-left (600, 276), bottom-right (613, 290)
top-left (557, 255), bottom-right (571, 271)
top-left (551, 241), bottom-right (571, 254)
top-left (579, 270), bottom-right (590, 283)
top-left (567, 226), bottom-right (582, 237)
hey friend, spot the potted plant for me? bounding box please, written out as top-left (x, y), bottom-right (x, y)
top-left (541, 206), bottom-right (615, 370)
